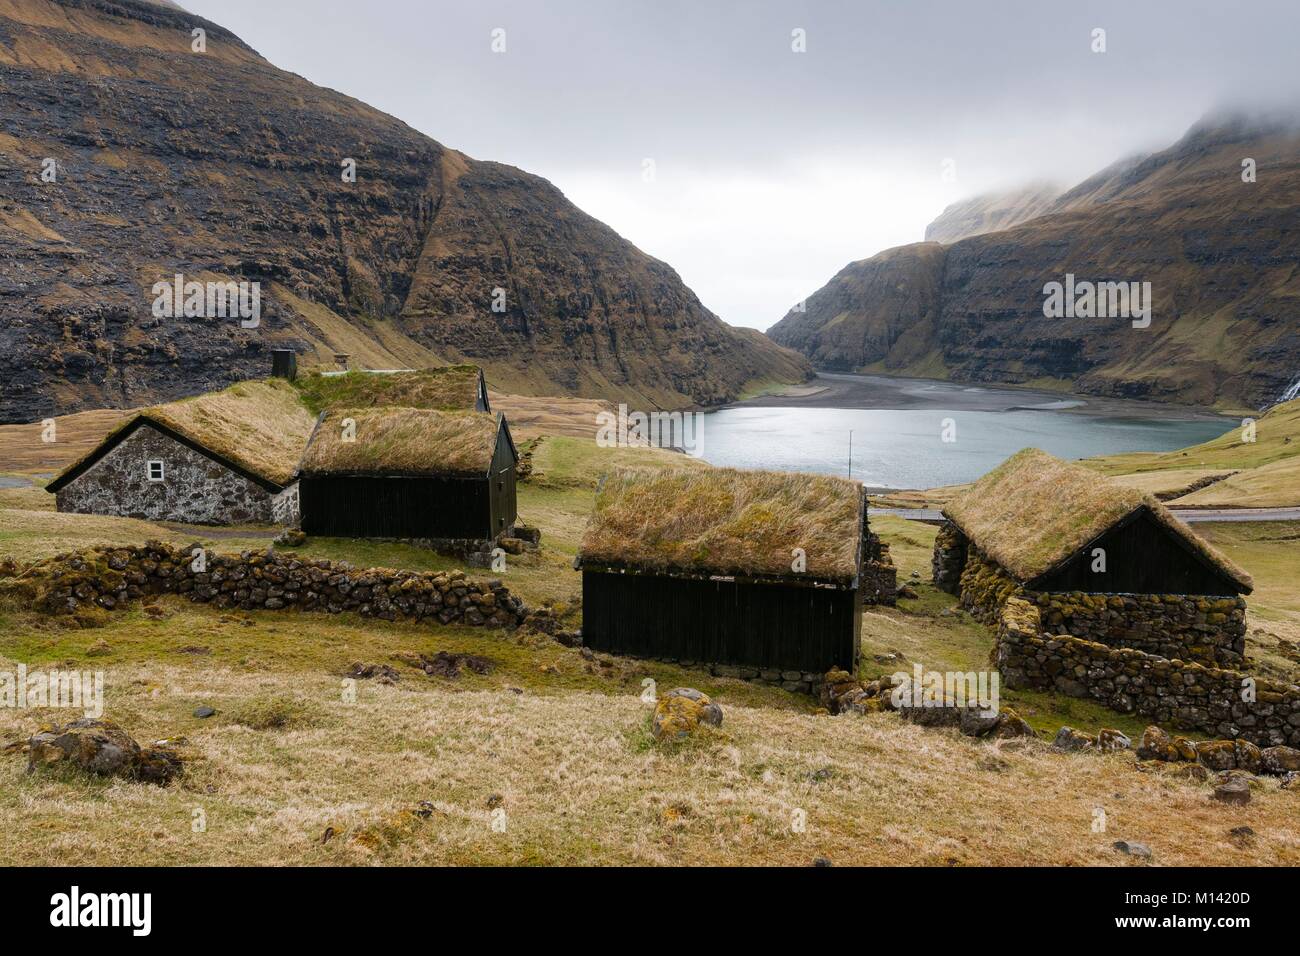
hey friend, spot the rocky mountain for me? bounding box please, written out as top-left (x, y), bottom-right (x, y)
top-left (0, 0), bottom-right (809, 423)
top-left (769, 113), bottom-right (1300, 411)
top-left (923, 183), bottom-right (1060, 243)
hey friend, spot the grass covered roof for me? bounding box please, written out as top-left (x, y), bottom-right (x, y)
top-left (943, 448), bottom-right (1252, 590)
top-left (294, 365), bottom-right (487, 415)
top-left (297, 407), bottom-right (501, 478)
top-left (48, 379), bottom-right (316, 490)
top-left (578, 467), bottom-right (864, 582)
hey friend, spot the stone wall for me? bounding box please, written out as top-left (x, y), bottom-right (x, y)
top-left (56, 424), bottom-right (284, 525)
top-left (862, 557), bottom-right (897, 606)
top-left (1033, 591), bottom-right (1247, 668)
top-left (955, 547), bottom-right (1020, 623)
top-left (862, 530), bottom-right (897, 606)
top-left (996, 597), bottom-right (1300, 747)
top-left (271, 483), bottom-right (300, 526)
top-left (20, 542), bottom-right (528, 628)
top-left (935, 521), bottom-right (1248, 667)
top-left (931, 520), bottom-right (966, 595)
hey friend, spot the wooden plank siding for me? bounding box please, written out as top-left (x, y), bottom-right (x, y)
top-left (582, 569), bottom-right (861, 673)
top-left (299, 475), bottom-right (491, 538)
top-left (488, 426), bottom-right (517, 538)
top-left (1030, 507), bottom-right (1246, 596)
top-left (297, 412), bottom-right (519, 541)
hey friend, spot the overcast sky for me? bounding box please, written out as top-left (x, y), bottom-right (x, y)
top-left (187, 0), bottom-right (1300, 330)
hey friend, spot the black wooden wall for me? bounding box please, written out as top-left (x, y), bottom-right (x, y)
top-left (301, 475), bottom-right (497, 539)
top-left (582, 570), bottom-right (861, 672)
top-left (488, 429), bottom-right (517, 537)
top-left (271, 350), bottom-right (297, 380)
top-left (1032, 508), bottom-right (1244, 595)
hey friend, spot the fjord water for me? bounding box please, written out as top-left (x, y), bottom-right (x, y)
top-left (699, 379), bottom-right (1236, 488)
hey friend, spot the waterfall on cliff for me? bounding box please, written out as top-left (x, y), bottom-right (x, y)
top-left (1280, 375), bottom-right (1300, 405)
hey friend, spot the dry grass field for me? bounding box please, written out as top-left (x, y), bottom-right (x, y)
top-left (4, 648), bottom-right (1296, 866)
top-left (1, 404), bottom-right (1298, 866)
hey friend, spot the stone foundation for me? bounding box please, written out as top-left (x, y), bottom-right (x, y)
top-left (638, 656), bottom-right (826, 695)
top-left (931, 521), bottom-right (967, 595)
top-left (15, 542), bottom-right (528, 628)
top-left (862, 531), bottom-right (897, 606)
top-left (1033, 590), bottom-right (1247, 668)
top-left (996, 598), bottom-right (1300, 747)
top-left (956, 548), bottom-right (1020, 623)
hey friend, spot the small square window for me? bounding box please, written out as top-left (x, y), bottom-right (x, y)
top-left (147, 460), bottom-right (165, 482)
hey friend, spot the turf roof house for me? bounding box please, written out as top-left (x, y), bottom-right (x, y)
top-left (304, 363), bottom-right (492, 413)
top-left (932, 448), bottom-right (1254, 667)
top-left (577, 468), bottom-right (895, 686)
top-left (296, 407), bottom-right (519, 543)
top-left (46, 380), bottom-right (315, 525)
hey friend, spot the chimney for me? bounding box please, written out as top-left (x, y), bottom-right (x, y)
top-left (333, 352), bottom-right (352, 371)
top-left (270, 349), bottom-right (297, 381)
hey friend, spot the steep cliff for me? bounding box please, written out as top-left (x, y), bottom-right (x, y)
top-left (0, 0), bottom-right (809, 422)
top-left (769, 113), bottom-right (1300, 410)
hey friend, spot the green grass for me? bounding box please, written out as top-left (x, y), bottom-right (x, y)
top-left (1086, 397), bottom-right (1300, 507)
top-left (2, 442), bottom-right (1295, 748)
top-left (525, 435), bottom-right (705, 490)
top-left (0, 597), bottom-right (809, 715)
top-left (291, 366), bottom-right (483, 416)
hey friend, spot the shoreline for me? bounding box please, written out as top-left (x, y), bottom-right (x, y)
top-left (725, 372), bottom-right (1240, 423)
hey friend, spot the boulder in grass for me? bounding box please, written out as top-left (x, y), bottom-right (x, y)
top-left (510, 525), bottom-right (542, 545)
top-left (28, 718), bottom-right (138, 777)
top-left (819, 668), bottom-right (863, 713)
top-left (498, 537), bottom-right (526, 556)
top-left (27, 718), bottom-right (182, 785)
top-left (897, 695), bottom-right (963, 728)
top-left (1136, 725), bottom-right (1174, 761)
top-left (1260, 746), bottom-right (1300, 776)
top-left (1194, 739), bottom-right (1236, 770)
top-left (990, 708), bottom-right (1038, 740)
top-left (1112, 840), bottom-right (1152, 859)
top-left (958, 706), bottom-right (1002, 738)
top-left (1191, 738), bottom-right (1260, 773)
top-left (273, 529), bottom-right (307, 548)
top-left (1232, 739), bottom-right (1262, 774)
top-left (652, 688), bottom-right (723, 741)
top-left (1096, 729), bottom-right (1132, 752)
top-left (345, 661), bottom-right (401, 684)
top-left (1212, 777), bottom-right (1252, 807)
top-left (136, 747), bottom-right (185, 785)
top-left (1136, 725), bottom-right (1198, 762)
top-left (1051, 726), bottom-right (1096, 752)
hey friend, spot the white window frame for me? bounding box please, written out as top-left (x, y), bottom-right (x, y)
top-left (146, 460), bottom-right (165, 482)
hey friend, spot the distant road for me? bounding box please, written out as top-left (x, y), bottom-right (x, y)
top-left (875, 507), bottom-right (1300, 524)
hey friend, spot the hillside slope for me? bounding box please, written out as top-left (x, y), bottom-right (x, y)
top-left (1089, 396), bottom-right (1300, 507)
top-left (923, 182), bottom-right (1060, 243)
top-left (769, 113), bottom-right (1300, 410)
top-left (0, 0), bottom-right (808, 422)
